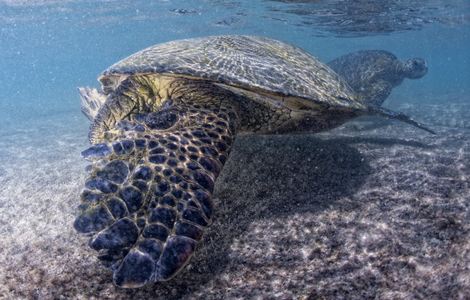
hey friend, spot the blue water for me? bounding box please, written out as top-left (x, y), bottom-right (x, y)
top-left (0, 0), bottom-right (469, 131)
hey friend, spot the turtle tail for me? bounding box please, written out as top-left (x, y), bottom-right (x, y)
top-left (368, 105), bottom-right (436, 134)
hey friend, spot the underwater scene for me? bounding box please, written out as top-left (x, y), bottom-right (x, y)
top-left (0, 0), bottom-right (469, 299)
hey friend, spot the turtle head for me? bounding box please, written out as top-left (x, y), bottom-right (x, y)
top-left (402, 58), bottom-right (428, 79)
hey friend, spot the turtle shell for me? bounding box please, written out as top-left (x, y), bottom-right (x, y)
top-left (328, 50), bottom-right (400, 83)
top-left (100, 35), bottom-right (365, 110)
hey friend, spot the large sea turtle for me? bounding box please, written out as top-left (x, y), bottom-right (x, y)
top-left (74, 35), bottom-right (433, 288)
top-left (327, 50), bottom-right (428, 106)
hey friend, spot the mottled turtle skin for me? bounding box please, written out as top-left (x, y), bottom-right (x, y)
top-left (74, 36), bottom-right (433, 289)
top-left (328, 50), bottom-right (428, 106)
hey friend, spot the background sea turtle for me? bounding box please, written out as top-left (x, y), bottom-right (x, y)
top-left (327, 50), bottom-right (428, 106)
top-left (74, 35), bottom-right (433, 288)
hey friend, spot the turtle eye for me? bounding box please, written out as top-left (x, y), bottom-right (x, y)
top-left (145, 110), bottom-right (178, 130)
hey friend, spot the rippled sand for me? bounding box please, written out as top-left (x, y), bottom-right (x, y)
top-left (0, 101), bottom-right (469, 299)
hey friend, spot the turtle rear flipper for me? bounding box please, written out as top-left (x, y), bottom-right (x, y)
top-left (74, 100), bottom-right (238, 288)
top-left (369, 106), bottom-right (436, 134)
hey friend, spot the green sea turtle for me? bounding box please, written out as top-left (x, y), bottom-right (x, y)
top-left (327, 50), bottom-right (428, 106)
top-left (74, 35), bottom-right (434, 288)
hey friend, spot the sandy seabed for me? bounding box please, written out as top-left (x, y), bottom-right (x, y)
top-left (0, 99), bottom-right (469, 299)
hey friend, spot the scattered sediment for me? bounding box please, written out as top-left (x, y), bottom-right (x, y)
top-left (0, 103), bottom-right (469, 299)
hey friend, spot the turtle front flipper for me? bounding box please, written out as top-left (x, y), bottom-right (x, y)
top-left (79, 87), bottom-right (108, 121)
top-left (362, 80), bottom-right (392, 107)
top-left (74, 84), bottom-right (239, 288)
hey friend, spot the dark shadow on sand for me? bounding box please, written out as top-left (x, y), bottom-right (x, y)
top-left (109, 134), bottom-right (374, 298)
top-left (74, 134), bottom-right (449, 299)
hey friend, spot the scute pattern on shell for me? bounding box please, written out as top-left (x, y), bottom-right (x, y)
top-left (327, 50), bottom-right (400, 86)
top-left (102, 35), bottom-right (364, 110)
